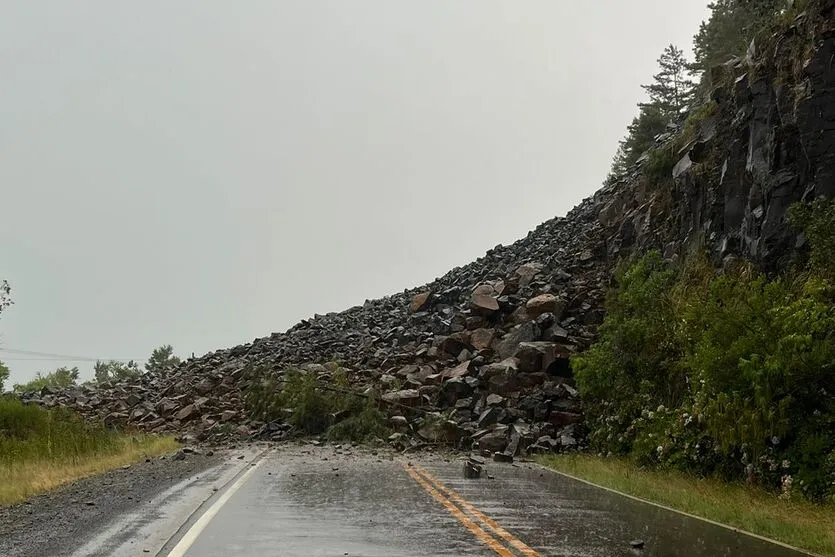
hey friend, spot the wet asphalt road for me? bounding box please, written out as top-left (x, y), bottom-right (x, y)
top-left (159, 445), bottom-right (807, 557)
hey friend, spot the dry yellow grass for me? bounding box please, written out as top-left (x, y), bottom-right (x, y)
top-left (0, 435), bottom-right (178, 506)
top-left (538, 454), bottom-right (835, 557)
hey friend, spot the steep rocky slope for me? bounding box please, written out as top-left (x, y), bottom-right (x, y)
top-left (26, 2), bottom-right (835, 456)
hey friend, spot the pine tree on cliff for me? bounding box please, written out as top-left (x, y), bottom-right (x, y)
top-left (609, 104), bottom-right (668, 181)
top-left (692, 0), bottom-right (784, 71)
top-left (608, 45), bottom-right (694, 180)
top-left (642, 44), bottom-right (696, 119)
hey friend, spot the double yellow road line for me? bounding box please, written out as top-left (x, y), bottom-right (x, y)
top-left (404, 462), bottom-right (541, 557)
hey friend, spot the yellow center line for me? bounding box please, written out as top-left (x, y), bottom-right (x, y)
top-left (412, 463), bottom-right (542, 557)
top-left (403, 464), bottom-right (516, 557)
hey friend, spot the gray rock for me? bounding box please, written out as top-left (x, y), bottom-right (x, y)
top-left (476, 431), bottom-right (508, 454)
top-left (514, 342), bottom-right (564, 373)
top-left (496, 322), bottom-right (539, 360)
top-left (439, 377), bottom-right (474, 406)
top-left (463, 460), bottom-right (482, 479)
top-left (381, 389), bottom-right (421, 407)
top-left (477, 406), bottom-right (506, 428)
top-left (417, 415), bottom-right (462, 443)
top-left (174, 404), bottom-right (198, 423)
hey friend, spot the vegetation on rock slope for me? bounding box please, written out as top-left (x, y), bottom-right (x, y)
top-left (574, 0), bottom-right (835, 505)
top-left (608, 0), bottom-right (815, 182)
top-left (244, 362), bottom-right (391, 444)
top-left (574, 200), bottom-right (835, 502)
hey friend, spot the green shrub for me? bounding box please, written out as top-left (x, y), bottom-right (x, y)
top-left (790, 199), bottom-right (835, 280)
top-left (681, 101), bottom-right (718, 143)
top-left (326, 400), bottom-right (390, 444)
top-left (644, 145), bottom-right (680, 183)
top-left (242, 366), bottom-right (285, 423)
top-left (0, 361), bottom-right (9, 393)
top-left (688, 274), bottom-right (835, 454)
top-left (13, 366), bottom-right (79, 394)
top-left (280, 369), bottom-right (343, 434)
top-left (575, 252), bottom-right (684, 407)
top-left (242, 364), bottom-right (388, 443)
top-left (0, 396), bottom-right (121, 464)
top-left (575, 241), bottom-right (835, 501)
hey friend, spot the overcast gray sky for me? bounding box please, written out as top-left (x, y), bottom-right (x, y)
top-left (1, 1), bottom-right (709, 385)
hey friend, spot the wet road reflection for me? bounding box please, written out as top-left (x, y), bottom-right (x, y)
top-left (179, 446), bottom-right (808, 557)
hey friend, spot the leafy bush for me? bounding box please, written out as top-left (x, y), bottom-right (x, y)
top-left (688, 274), bottom-right (835, 453)
top-left (242, 366), bottom-right (285, 423)
top-left (692, 0), bottom-right (790, 72)
top-left (681, 101), bottom-right (718, 143)
top-left (0, 396), bottom-right (120, 464)
top-left (94, 360), bottom-right (142, 384)
top-left (144, 345), bottom-right (181, 374)
top-left (574, 252), bottom-right (683, 407)
top-left (13, 366), bottom-right (80, 393)
top-left (790, 198), bottom-right (835, 280)
top-left (0, 361), bottom-right (9, 393)
top-left (644, 144), bottom-right (681, 183)
top-left (575, 220), bottom-right (835, 501)
top-left (326, 400), bottom-right (390, 444)
top-left (279, 369), bottom-right (347, 434)
top-left (243, 364), bottom-right (389, 443)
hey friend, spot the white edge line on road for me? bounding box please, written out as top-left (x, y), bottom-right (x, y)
top-left (532, 462), bottom-right (821, 557)
top-left (165, 455), bottom-right (267, 557)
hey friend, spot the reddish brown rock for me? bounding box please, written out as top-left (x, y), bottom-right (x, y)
top-left (525, 294), bottom-right (566, 319)
top-left (471, 294), bottom-right (499, 314)
top-left (470, 328), bottom-right (496, 350)
top-left (443, 360), bottom-right (472, 380)
top-left (410, 291), bottom-right (432, 313)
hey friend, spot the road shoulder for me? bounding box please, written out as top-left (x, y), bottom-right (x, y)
top-left (0, 446), bottom-right (256, 557)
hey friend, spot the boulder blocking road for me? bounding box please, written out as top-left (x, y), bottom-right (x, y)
top-left (25, 444), bottom-right (809, 557)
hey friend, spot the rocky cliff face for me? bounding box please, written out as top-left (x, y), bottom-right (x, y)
top-left (26, 3), bottom-right (835, 455)
top-left (606, 4), bottom-right (835, 271)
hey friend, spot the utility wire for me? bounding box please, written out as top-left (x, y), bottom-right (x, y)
top-left (0, 348), bottom-right (143, 362)
top-left (2, 358), bottom-right (141, 362)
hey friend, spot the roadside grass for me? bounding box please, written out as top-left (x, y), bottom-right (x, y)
top-left (0, 397), bottom-right (177, 505)
top-left (537, 454), bottom-right (835, 557)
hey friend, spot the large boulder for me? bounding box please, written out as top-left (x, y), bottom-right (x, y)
top-left (174, 404), bottom-right (198, 423)
top-left (514, 342), bottom-right (568, 373)
top-left (471, 294), bottom-right (499, 315)
top-left (475, 427), bottom-right (509, 453)
top-left (417, 414), bottom-right (462, 443)
top-left (470, 281), bottom-right (504, 315)
top-left (480, 358), bottom-right (520, 395)
top-left (525, 294), bottom-right (566, 319)
top-left (496, 322), bottom-right (539, 359)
